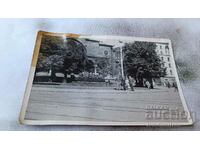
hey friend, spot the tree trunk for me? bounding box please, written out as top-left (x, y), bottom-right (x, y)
top-left (51, 69), bottom-right (56, 82)
top-left (64, 72), bottom-right (67, 83)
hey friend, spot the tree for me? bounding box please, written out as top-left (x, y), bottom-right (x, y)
top-left (36, 35), bottom-right (90, 82)
top-left (36, 35), bottom-right (66, 76)
top-left (123, 41), bottom-right (166, 88)
top-left (40, 35), bottom-right (65, 56)
top-left (85, 59), bottom-right (95, 72)
top-left (36, 53), bottom-right (64, 81)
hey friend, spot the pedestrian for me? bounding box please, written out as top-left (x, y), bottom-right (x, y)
top-left (173, 82), bottom-right (178, 92)
top-left (143, 79), bottom-right (147, 88)
top-left (125, 77), bottom-right (130, 90)
top-left (128, 76), bottom-right (135, 91)
top-left (167, 81), bottom-right (171, 88)
top-left (146, 80), bottom-right (151, 89)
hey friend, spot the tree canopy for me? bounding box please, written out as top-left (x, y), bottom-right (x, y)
top-left (36, 35), bottom-right (89, 77)
top-left (123, 41), bottom-right (166, 88)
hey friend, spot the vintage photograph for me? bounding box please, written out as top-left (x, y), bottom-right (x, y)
top-left (20, 31), bottom-right (192, 125)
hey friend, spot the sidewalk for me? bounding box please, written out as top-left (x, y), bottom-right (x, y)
top-left (33, 82), bottom-right (174, 92)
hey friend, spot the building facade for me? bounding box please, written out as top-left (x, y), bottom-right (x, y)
top-left (155, 43), bottom-right (175, 84)
top-left (80, 38), bottom-right (117, 77)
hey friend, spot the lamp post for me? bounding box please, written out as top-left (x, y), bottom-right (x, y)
top-left (114, 41), bottom-right (125, 80)
top-left (120, 46), bottom-right (125, 80)
top-left (113, 41), bottom-right (125, 90)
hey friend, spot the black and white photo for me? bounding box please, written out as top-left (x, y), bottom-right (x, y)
top-left (19, 31), bottom-right (192, 125)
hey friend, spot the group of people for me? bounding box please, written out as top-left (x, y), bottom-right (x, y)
top-left (121, 76), bottom-right (154, 91)
top-left (164, 80), bottom-right (178, 92)
top-left (115, 76), bottom-right (136, 91)
top-left (114, 76), bottom-right (178, 92)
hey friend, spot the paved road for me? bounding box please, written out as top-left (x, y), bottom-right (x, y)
top-left (25, 84), bottom-right (188, 124)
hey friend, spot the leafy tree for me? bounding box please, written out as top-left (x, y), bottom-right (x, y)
top-left (36, 53), bottom-right (64, 81)
top-left (36, 35), bottom-right (90, 81)
top-left (36, 35), bottom-right (66, 75)
top-left (85, 59), bottom-right (95, 72)
top-left (40, 35), bottom-right (65, 56)
top-left (123, 41), bottom-right (166, 88)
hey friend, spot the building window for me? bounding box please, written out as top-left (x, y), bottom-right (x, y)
top-left (104, 50), bottom-right (108, 56)
top-left (160, 51), bottom-right (163, 55)
top-left (169, 63), bottom-right (171, 68)
top-left (164, 45), bottom-right (169, 55)
top-left (160, 45), bottom-right (162, 49)
top-left (170, 70), bottom-right (173, 75)
top-left (167, 57), bottom-right (170, 62)
top-left (161, 57), bottom-right (164, 61)
top-left (115, 51), bottom-right (120, 59)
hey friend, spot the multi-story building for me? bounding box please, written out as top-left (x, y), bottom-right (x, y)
top-left (155, 43), bottom-right (175, 84)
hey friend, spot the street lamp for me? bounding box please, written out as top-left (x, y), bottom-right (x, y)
top-left (113, 41), bottom-right (125, 80)
top-left (120, 46), bottom-right (125, 80)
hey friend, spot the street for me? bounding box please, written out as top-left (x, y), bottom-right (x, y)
top-left (25, 84), bottom-right (188, 124)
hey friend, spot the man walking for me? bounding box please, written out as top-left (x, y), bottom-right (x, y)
top-left (128, 76), bottom-right (135, 91)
